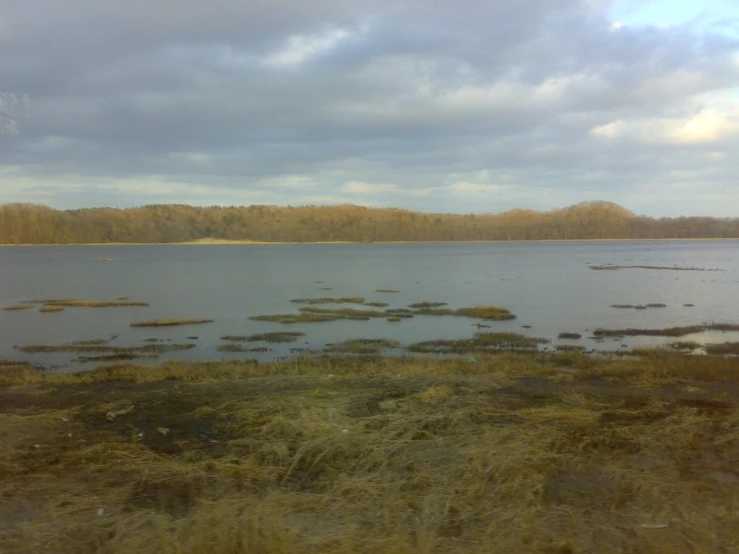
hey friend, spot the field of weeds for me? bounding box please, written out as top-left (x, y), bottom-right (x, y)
top-left (1, 351), bottom-right (738, 554)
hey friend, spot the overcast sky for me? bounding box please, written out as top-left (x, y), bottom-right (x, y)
top-left (2, 0), bottom-right (739, 216)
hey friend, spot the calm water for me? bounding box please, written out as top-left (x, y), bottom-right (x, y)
top-left (1, 241), bottom-right (738, 370)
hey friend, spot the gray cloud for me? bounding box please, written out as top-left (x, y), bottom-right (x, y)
top-left (1, 0), bottom-right (739, 215)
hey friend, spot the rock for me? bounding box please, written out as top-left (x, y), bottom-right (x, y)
top-left (157, 427), bottom-right (170, 437)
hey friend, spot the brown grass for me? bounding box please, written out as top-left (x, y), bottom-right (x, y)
top-left (1, 352), bottom-right (738, 553)
top-left (2, 305), bottom-right (33, 311)
top-left (130, 319), bottom-right (214, 327)
top-left (39, 306), bottom-right (64, 313)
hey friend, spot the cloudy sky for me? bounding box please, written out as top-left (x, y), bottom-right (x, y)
top-left (1, 0), bottom-right (739, 216)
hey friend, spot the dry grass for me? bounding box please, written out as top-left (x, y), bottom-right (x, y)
top-left (2, 305), bottom-right (33, 311)
top-left (1, 352), bottom-right (738, 553)
top-left (130, 319), bottom-right (214, 327)
top-left (39, 306), bottom-right (64, 313)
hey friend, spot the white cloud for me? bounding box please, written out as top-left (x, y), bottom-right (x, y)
top-left (263, 27), bottom-right (354, 67)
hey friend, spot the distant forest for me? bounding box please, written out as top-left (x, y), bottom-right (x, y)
top-left (1, 201), bottom-right (738, 244)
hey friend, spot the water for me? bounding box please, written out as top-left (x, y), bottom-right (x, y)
top-left (1, 241), bottom-right (738, 370)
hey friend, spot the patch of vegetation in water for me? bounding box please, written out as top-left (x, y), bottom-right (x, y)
top-left (217, 344), bottom-right (272, 353)
top-left (611, 303), bottom-right (667, 310)
top-left (594, 323), bottom-right (739, 339)
top-left (386, 317), bottom-right (402, 322)
top-left (454, 306), bottom-right (516, 320)
top-left (704, 342), bottom-right (739, 355)
top-left (364, 301), bottom-right (389, 307)
top-left (589, 265), bottom-right (720, 272)
top-left (375, 289), bottom-right (399, 293)
top-left (558, 333), bottom-right (582, 340)
top-left (221, 332), bottom-right (306, 343)
top-left (324, 338), bottom-right (400, 355)
top-left (555, 345), bottom-right (586, 352)
top-left (39, 306), bottom-right (64, 313)
top-left (299, 306), bottom-right (387, 318)
top-left (130, 319), bottom-right (214, 327)
top-left (249, 313), bottom-right (343, 324)
top-left (407, 301), bottom-right (448, 309)
top-left (290, 297), bottom-right (365, 305)
top-left (2, 305), bottom-right (33, 311)
top-left (407, 332), bottom-right (548, 354)
top-left (23, 299), bottom-right (149, 308)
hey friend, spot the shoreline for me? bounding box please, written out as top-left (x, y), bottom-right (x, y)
top-left (2, 237), bottom-right (739, 247)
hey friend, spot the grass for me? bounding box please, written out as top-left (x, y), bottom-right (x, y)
top-left (593, 323), bottom-right (739, 338)
top-left (221, 332), bottom-right (306, 343)
top-left (453, 306), bottom-right (517, 320)
top-left (16, 343), bottom-right (197, 356)
top-left (704, 342), bottom-right (739, 355)
top-left (1, 351), bottom-right (738, 553)
top-left (23, 299), bottom-right (150, 307)
top-left (250, 313), bottom-right (345, 324)
top-left (364, 301), bottom-right (389, 307)
top-left (39, 306), bottom-right (64, 313)
top-left (589, 264), bottom-right (718, 271)
top-left (217, 344), bottom-right (271, 353)
top-left (2, 305), bottom-right (33, 311)
top-left (375, 289), bottom-right (399, 293)
top-left (408, 302), bottom-right (448, 308)
top-left (610, 303), bottom-right (667, 309)
top-left (324, 338), bottom-right (400, 355)
top-left (290, 297), bottom-right (365, 304)
top-left (408, 332), bottom-right (549, 354)
top-left (130, 319), bottom-right (214, 327)
top-left (558, 333), bottom-right (582, 340)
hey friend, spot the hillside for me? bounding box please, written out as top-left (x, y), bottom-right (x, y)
top-left (1, 201), bottom-right (738, 244)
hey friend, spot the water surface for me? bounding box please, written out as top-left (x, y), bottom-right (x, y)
top-left (1, 241), bottom-right (738, 370)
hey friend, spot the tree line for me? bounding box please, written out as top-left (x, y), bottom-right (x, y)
top-left (1, 201), bottom-right (738, 244)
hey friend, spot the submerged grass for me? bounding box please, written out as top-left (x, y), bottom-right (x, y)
top-left (1, 351), bottom-right (738, 553)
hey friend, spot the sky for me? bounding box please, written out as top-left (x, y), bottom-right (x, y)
top-left (1, 0), bottom-right (739, 216)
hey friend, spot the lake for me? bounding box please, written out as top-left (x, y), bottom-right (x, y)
top-left (1, 240), bottom-right (738, 370)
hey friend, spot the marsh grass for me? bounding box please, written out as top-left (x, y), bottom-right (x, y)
top-left (2, 305), bottom-right (33, 311)
top-left (408, 332), bottom-right (549, 354)
top-left (39, 306), bottom-right (64, 313)
top-left (290, 297), bottom-right (365, 305)
top-left (324, 338), bottom-right (400, 355)
top-left (594, 323), bottom-right (739, 338)
top-left (221, 332), bottom-right (305, 343)
top-left (704, 342), bottom-right (739, 355)
top-left (130, 319), bottom-right (214, 327)
top-left (23, 299), bottom-right (149, 308)
top-left (1, 351), bottom-right (738, 553)
top-left (407, 301), bottom-right (448, 308)
top-left (250, 313), bottom-right (345, 324)
top-left (364, 301), bottom-right (389, 307)
top-left (558, 333), bottom-right (582, 340)
top-left (375, 289), bottom-right (399, 293)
